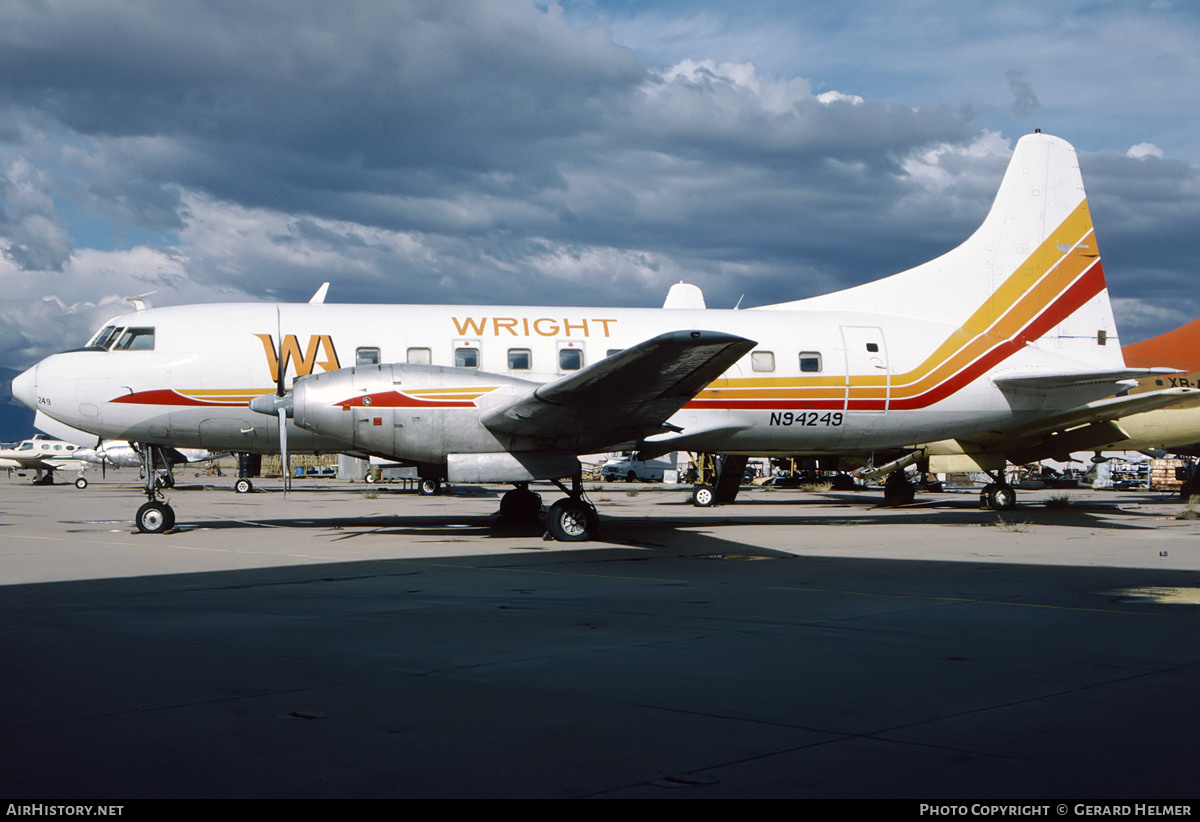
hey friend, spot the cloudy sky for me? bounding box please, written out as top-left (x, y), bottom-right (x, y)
top-left (2, 0), bottom-right (1199, 428)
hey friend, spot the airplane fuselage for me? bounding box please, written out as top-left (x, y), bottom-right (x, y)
top-left (15, 300), bottom-right (1119, 469)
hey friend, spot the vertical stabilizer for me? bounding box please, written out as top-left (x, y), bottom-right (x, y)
top-left (767, 132), bottom-right (1121, 369)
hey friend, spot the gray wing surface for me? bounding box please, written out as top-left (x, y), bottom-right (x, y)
top-left (481, 329), bottom-right (755, 453)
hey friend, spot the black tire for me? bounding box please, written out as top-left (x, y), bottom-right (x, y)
top-left (546, 499), bottom-right (595, 541)
top-left (136, 501), bottom-right (175, 534)
top-left (235, 478), bottom-right (253, 494)
top-left (418, 478), bottom-right (440, 496)
top-left (74, 477), bottom-right (88, 489)
top-left (499, 487), bottom-right (542, 524)
top-left (979, 483), bottom-right (995, 509)
top-left (692, 484), bottom-right (716, 507)
top-left (364, 471), bottom-right (376, 483)
top-left (988, 484), bottom-right (1017, 511)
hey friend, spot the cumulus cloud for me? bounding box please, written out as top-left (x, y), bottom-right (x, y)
top-left (1128, 142), bottom-right (1165, 159)
top-left (0, 157), bottom-right (72, 270)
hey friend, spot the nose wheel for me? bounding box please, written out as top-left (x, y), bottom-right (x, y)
top-left (134, 443), bottom-right (177, 533)
top-left (136, 500), bottom-right (175, 533)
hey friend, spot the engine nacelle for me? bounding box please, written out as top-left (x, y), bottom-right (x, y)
top-left (290, 363), bottom-right (537, 464)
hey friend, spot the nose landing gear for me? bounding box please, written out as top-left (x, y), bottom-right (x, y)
top-left (134, 443), bottom-right (178, 533)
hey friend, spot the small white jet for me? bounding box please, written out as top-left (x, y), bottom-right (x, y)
top-left (0, 435), bottom-right (90, 487)
top-left (11, 132), bottom-right (1187, 538)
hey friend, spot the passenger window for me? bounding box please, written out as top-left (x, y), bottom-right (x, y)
top-left (508, 349), bottom-right (531, 370)
top-left (456, 348), bottom-right (479, 368)
top-left (866, 342), bottom-right (879, 353)
top-left (559, 348), bottom-right (583, 371)
top-left (606, 349), bottom-right (623, 358)
top-left (751, 351), bottom-right (775, 372)
top-left (407, 347), bottom-right (432, 365)
top-left (799, 352), bottom-right (822, 373)
top-left (356, 347), bottom-right (381, 366)
top-left (114, 327), bottom-right (155, 351)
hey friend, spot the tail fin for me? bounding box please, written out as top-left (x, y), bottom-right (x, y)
top-left (1123, 318), bottom-right (1200, 372)
top-left (768, 132), bottom-right (1122, 370)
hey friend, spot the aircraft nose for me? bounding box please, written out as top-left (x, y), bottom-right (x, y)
top-left (11, 364), bottom-right (37, 410)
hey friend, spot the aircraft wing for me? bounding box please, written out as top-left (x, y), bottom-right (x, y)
top-left (0, 456), bottom-right (82, 471)
top-left (954, 386), bottom-right (1200, 463)
top-left (481, 330), bottom-right (755, 453)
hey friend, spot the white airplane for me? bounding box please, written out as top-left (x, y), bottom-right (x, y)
top-left (0, 435), bottom-right (90, 487)
top-left (11, 132), bottom-right (1189, 538)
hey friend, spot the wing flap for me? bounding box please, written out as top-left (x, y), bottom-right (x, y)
top-left (481, 330), bottom-right (755, 452)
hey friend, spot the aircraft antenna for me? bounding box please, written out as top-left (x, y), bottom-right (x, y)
top-left (124, 291), bottom-right (158, 311)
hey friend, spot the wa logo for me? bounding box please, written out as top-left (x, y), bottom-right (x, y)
top-left (255, 334), bottom-right (341, 381)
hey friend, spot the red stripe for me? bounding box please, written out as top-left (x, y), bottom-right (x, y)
top-left (684, 260), bottom-right (1107, 412)
top-left (109, 389), bottom-right (241, 407)
top-left (335, 391), bottom-right (477, 409)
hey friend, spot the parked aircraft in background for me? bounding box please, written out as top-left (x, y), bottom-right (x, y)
top-left (74, 440), bottom-right (222, 487)
top-left (0, 435), bottom-right (90, 487)
top-left (11, 132), bottom-right (1188, 538)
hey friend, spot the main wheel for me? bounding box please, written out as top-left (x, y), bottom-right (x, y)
top-left (136, 501), bottom-right (175, 534)
top-left (418, 478), bottom-right (441, 496)
top-left (235, 478), bottom-right (253, 494)
top-left (546, 499), bottom-right (595, 542)
top-left (500, 487), bottom-right (543, 524)
top-left (987, 484), bottom-right (1017, 511)
top-left (74, 477), bottom-right (88, 489)
top-left (692, 484), bottom-right (716, 507)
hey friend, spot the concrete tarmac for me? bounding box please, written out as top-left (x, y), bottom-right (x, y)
top-left (1, 473), bottom-right (1199, 798)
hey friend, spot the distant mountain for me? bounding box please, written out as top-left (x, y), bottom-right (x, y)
top-left (0, 367), bottom-right (36, 441)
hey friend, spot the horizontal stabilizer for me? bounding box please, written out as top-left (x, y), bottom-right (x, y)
top-left (993, 387), bottom-right (1199, 442)
top-left (482, 330), bottom-right (755, 453)
top-left (993, 368), bottom-right (1179, 391)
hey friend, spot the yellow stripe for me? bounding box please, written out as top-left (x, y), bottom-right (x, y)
top-left (695, 200), bottom-right (1098, 403)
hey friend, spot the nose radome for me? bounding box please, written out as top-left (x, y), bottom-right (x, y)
top-left (11, 364), bottom-right (37, 410)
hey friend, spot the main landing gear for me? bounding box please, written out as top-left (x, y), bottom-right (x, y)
top-left (134, 443), bottom-right (177, 533)
top-left (541, 476), bottom-right (599, 542)
top-left (979, 471), bottom-right (1017, 511)
top-left (881, 469), bottom-right (916, 506)
top-left (499, 483), bottom-right (543, 526)
top-left (496, 475), bottom-right (597, 542)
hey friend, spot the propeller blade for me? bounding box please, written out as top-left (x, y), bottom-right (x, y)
top-left (278, 407), bottom-right (290, 492)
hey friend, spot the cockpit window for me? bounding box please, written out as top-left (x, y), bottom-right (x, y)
top-left (85, 325), bottom-right (126, 350)
top-left (113, 327), bottom-right (155, 351)
top-left (89, 325), bottom-right (116, 348)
